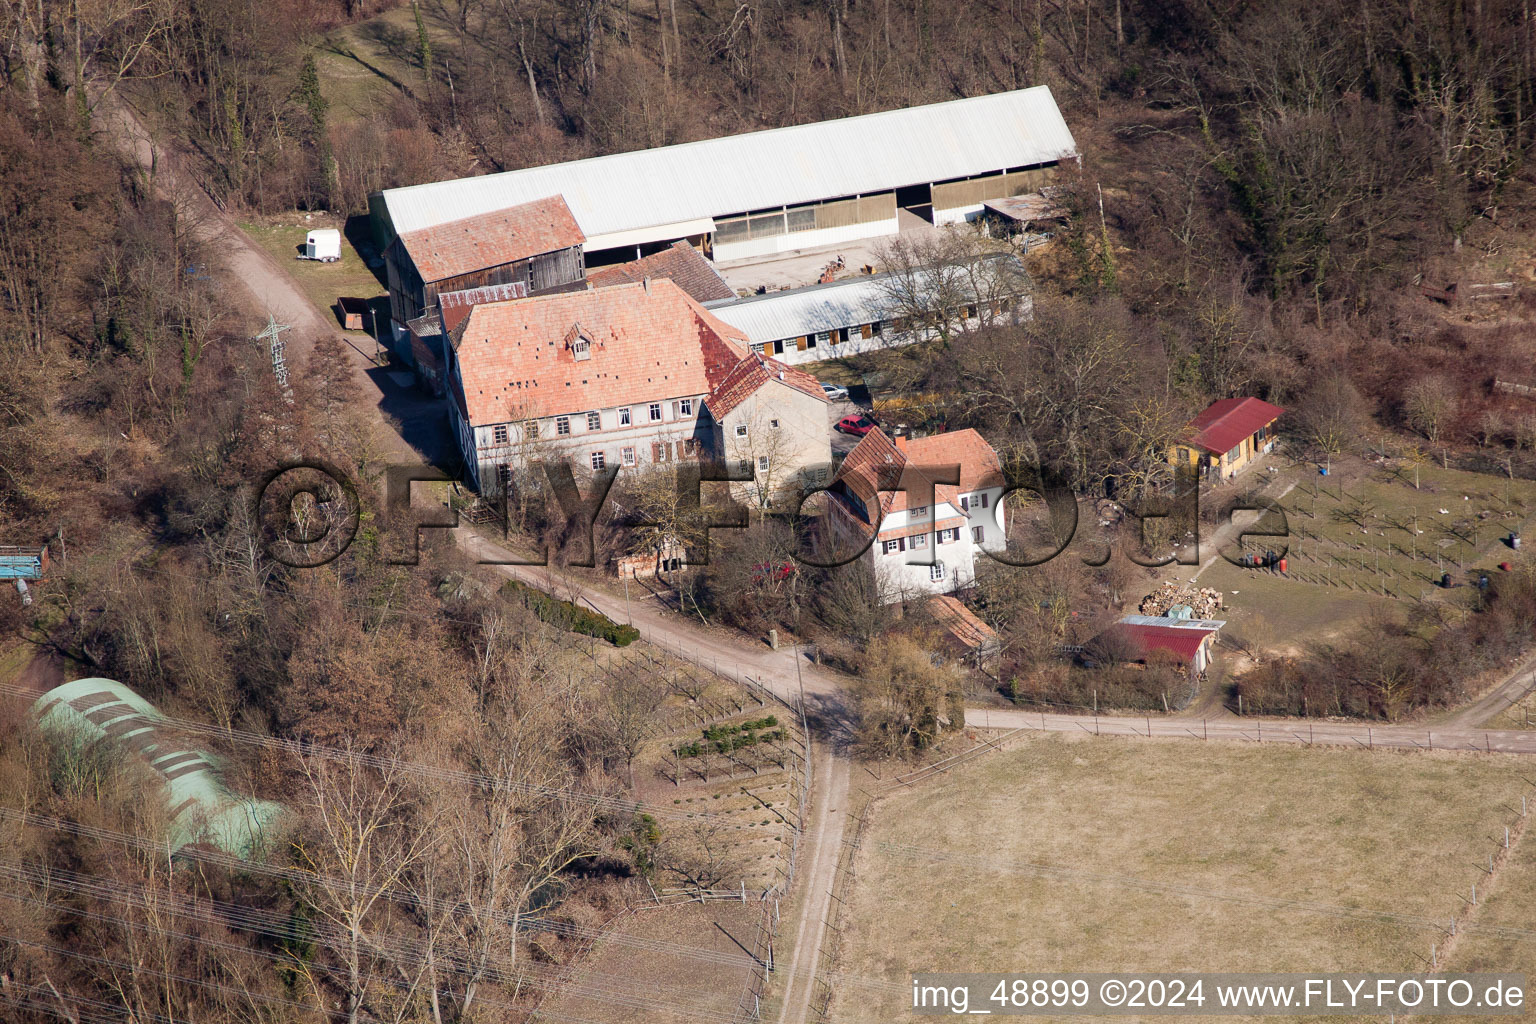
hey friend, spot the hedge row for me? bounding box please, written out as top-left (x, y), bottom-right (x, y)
top-left (500, 580), bottom-right (641, 647)
top-left (676, 722), bottom-right (788, 759)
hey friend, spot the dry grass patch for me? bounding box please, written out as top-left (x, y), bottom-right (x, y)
top-left (1441, 811), bottom-right (1536, 1023)
top-left (535, 902), bottom-right (762, 1024)
top-left (829, 734), bottom-right (1529, 1023)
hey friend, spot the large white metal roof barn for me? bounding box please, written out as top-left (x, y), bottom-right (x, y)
top-left (374, 87), bottom-right (1076, 263)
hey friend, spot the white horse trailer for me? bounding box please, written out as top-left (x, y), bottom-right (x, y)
top-left (302, 229), bottom-right (342, 262)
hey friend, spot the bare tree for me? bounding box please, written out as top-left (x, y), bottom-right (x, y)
top-left (291, 746), bottom-right (437, 1024)
top-left (875, 231), bottom-right (1027, 347)
top-left (1403, 375), bottom-right (1457, 444)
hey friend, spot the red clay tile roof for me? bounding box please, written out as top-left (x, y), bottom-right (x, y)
top-left (900, 429), bottom-right (1004, 492)
top-left (439, 282), bottom-right (530, 333)
top-left (454, 279), bottom-right (749, 426)
top-left (830, 426), bottom-right (1001, 530)
top-left (396, 196), bottom-right (584, 283)
top-left (927, 595), bottom-right (1000, 650)
top-left (706, 352), bottom-right (829, 419)
top-left (1184, 397), bottom-right (1284, 455)
top-left (588, 241), bottom-right (736, 304)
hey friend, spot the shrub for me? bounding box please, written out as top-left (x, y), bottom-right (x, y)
top-left (500, 580), bottom-right (640, 646)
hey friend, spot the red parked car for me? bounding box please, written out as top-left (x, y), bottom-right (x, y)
top-left (752, 562), bottom-right (796, 584)
top-left (835, 414), bottom-right (878, 436)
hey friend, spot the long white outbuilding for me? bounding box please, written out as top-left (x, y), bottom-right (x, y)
top-left (372, 87), bottom-right (1076, 265)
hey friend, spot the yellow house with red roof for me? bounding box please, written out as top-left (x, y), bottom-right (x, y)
top-left (1170, 397), bottom-right (1284, 481)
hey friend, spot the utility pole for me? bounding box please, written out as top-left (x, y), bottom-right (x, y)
top-left (254, 312), bottom-right (293, 397)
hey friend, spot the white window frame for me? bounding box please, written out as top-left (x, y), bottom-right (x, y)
top-left (770, 418), bottom-right (781, 429)
top-left (735, 424), bottom-right (749, 438)
top-left (757, 455), bottom-right (770, 472)
top-left (882, 539), bottom-right (903, 555)
top-left (649, 402), bottom-right (663, 422)
top-left (910, 532), bottom-right (928, 549)
top-left (929, 563), bottom-right (946, 582)
top-left (680, 398), bottom-right (694, 415)
top-left (910, 505), bottom-right (928, 518)
top-left (619, 407), bottom-right (632, 426)
top-left (572, 336), bottom-right (591, 360)
top-left (621, 446), bottom-right (636, 466)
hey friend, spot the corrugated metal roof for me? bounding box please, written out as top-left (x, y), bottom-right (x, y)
top-left (380, 87), bottom-right (1076, 243)
top-left (705, 255), bottom-right (1026, 344)
top-left (707, 276), bottom-right (896, 343)
top-left (1184, 397), bottom-right (1285, 455)
top-left (32, 679), bottom-right (285, 859)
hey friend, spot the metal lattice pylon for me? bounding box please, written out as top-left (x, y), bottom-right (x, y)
top-left (254, 312), bottom-right (291, 390)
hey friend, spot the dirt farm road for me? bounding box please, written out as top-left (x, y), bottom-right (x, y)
top-left (966, 703), bottom-right (1536, 754)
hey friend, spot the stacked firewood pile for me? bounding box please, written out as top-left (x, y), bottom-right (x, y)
top-left (1138, 581), bottom-right (1224, 618)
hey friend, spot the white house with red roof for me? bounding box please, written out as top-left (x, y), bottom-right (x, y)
top-left (1170, 397), bottom-right (1284, 482)
top-left (443, 277), bottom-right (830, 496)
top-left (825, 426), bottom-right (1007, 603)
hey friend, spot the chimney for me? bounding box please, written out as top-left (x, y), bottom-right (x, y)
top-left (642, 276), bottom-right (651, 295)
top-left (894, 436), bottom-right (908, 451)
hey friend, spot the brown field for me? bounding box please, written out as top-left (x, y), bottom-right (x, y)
top-left (534, 901), bottom-right (764, 1024)
top-left (827, 734), bottom-right (1533, 1023)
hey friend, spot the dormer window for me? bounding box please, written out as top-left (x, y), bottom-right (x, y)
top-left (572, 336), bottom-right (591, 360)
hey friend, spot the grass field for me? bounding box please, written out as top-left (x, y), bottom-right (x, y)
top-left (1265, 459), bottom-right (1535, 599)
top-left (239, 216), bottom-right (387, 331)
top-left (827, 734), bottom-right (1532, 1023)
top-left (1190, 456), bottom-right (1536, 654)
top-left (1441, 807), bottom-right (1536, 1024)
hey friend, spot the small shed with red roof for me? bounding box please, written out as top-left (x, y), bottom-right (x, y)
top-left (1095, 614), bottom-right (1225, 680)
top-left (1171, 397), bottom-right (1284, 480)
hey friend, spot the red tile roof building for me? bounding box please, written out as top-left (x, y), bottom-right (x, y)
top-left (927, 595), bottom-right (1002, 660)
top-left (396, 196), bottom-right (585, 283)
top-left (384, 196), bottom-right (587, 338)
top-left (704, 352), bottom-right (832, 508)
top-left (705, 352), bottom-right (827, 419)
top-left (588, 241), bottom-right (736, 304)
top-left (444, 278), bottom-right (828, 495)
